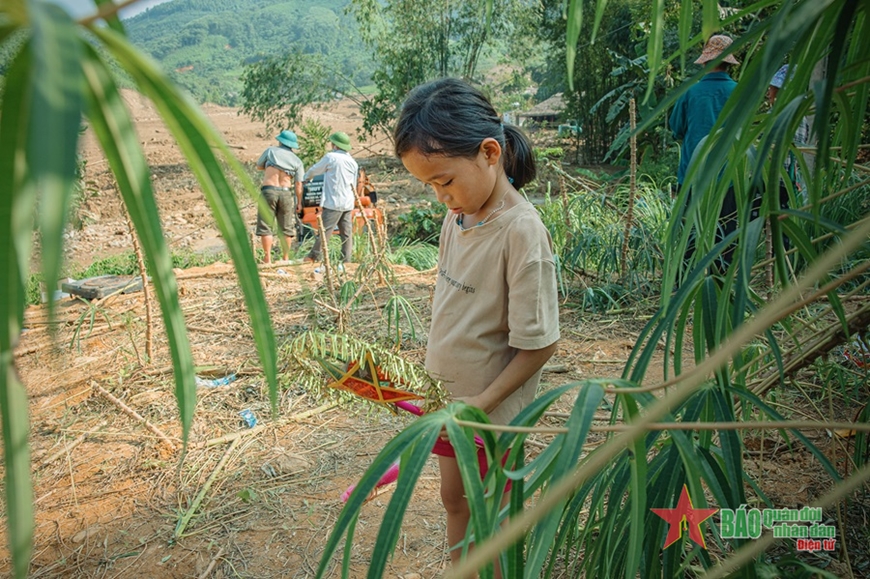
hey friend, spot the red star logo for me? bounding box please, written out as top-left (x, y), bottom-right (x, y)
top-left (650, 485), bottom-right (718, 549)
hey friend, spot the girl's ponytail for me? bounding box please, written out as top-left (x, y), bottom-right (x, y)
top-left (502, 123), bottom-right (536, 189)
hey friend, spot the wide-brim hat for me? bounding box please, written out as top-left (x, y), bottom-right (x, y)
top-left (695, 34), bottom-right (740, 65)
top-left (276, 130), bottom-right (299, 149)
top-left (770, 64), bottom-right (790, 88)
top-left (329, 131), bottom-right (352, 151)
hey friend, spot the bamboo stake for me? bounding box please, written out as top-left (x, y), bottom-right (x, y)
top-left (454, 418), bottom-right (870, 435)
top-left (620, 98), bottom-right (637, 279)
top-left (558, 167), bottom-right (571, 243)
top-left (353, 171), bottom-right (380, 258)
top-left (93, 382), bottom-right (176, 450)
top-left (174, 437), bottom-right (240, 539)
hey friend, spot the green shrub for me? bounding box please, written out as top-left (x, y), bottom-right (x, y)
top-left (393, 203), bottom-right (445, 244)
top-left (298, 118), bottom-right (332, 169)
top-left (387, 240), bottom-right (439, 270)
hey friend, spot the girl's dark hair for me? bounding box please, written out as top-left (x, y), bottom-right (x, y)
top-left (393, 77), bottom-right (536, 189)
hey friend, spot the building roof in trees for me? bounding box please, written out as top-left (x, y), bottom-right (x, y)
top-left (517, 92), bottom-right (565, 122)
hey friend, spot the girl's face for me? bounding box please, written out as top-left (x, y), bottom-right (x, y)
top-left (400, 139), bottom-right (501, 218)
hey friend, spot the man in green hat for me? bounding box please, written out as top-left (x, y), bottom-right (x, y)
top-left (256, 130), bottom-right (305, 264)
top-left (302, 131), bottom-right (359, 264)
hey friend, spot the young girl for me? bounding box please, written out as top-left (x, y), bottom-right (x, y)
top-left (394, 77), bottom-right (560, 569)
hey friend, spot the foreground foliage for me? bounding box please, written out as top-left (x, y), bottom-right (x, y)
top-left (0, 1), bottom-right (280, 576)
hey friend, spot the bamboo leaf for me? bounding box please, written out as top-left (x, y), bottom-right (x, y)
top-left (565, 0), bottom-right (582, 91)
top-left (701, 0), bottom-right (718, 41)
top-left (92, 0), bottom-right (125, 34)
top-left (526, 384), bottom-right (603, 575)
top-left (316, 412), bottom-right (445, 578)
top-left (0, 365), bottom-right (31, 579)
top-left (0, 37), bottom-right (36, 579)
top-left (91, 26), bottom-right (280, 414)
top-left (678, 0), bottom-right (692, 73)
top-left (79, 48), bottom-right (197, 439)
top-left (590, 0), bottom-right (609, 42)
top-left (445, 408), bottom-right (491, 559)
top-left (340, 513), bottom-right (357, 579)
top-left (367, 425), bottom-right (441, 579)
top-left (811, 0), bottom-right (856, 182)
top-left (644, 0), bottom-right (664, 105)
top-left (28, 1), bottom-right (83, 323)
top-left (728, 387), bottom-right (841, 482)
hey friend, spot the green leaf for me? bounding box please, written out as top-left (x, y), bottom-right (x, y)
top-left (79, 47), bottom-right (197, 439)
top-left (316, 412), bottom-right (445, 578)
top-left (28, 1), bottom-right (83, 324)
top-left (92, 0), bottom-right (125, 34)
top-left (678, 0), bottom-right (692, 73)
top-left (0, 37), bottom-right (35, 579)
top-left (644, 0), bottom-right (664, 105)
top-left (565, 0), bottom-right (582, 91)
top-left (701, 0), bottom-right (718, 41)
top-left (367, 425), bottom-right (441, 579)
top-left (0, 366), bottom-right (32, 579)
top-left (590, 0), bottom-right (609, 42)
top-left (525, 383), bottom-right (603, 577)
top-left (92, 26), bottom-right (279, 416)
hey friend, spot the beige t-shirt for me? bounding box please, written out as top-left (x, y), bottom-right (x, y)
top-left (425, 202), bottom-right (560, 424)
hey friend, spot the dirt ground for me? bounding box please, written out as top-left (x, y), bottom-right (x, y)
top-left (5, 93), bottom-right (867, 578)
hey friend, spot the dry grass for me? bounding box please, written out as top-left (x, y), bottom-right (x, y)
top-left (5, 258), bottom-right (868, 577)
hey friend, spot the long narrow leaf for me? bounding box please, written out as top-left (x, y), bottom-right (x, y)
top-left (316, 412), bottom-right (446, 578)
top-left (79, 48), bottom-right (197, 438)
top-left (367, 426), bottom-right (441, 579)
top-left (92, 26), bottom-right (280, 414)
top-left (28, 2), bottom-right (83, 323)
top-left (0, 39), bottom-right (36, 579)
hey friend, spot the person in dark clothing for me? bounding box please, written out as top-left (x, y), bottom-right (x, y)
top-left (670, 35), bottom-right (741, 273)
top-left (669, 35), bottom-right (740, 192)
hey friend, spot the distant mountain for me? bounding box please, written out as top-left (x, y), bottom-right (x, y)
top-left (123, 0), bottom-right (372, 106)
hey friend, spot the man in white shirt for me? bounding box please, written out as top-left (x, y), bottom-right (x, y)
top-left (302, 132), bottom-right (359, 264)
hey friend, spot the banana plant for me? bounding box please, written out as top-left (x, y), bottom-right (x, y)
top-left (0, 1), bottom-right (279, 576)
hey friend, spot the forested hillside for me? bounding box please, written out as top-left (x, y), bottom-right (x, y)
top-left (123, 0), bottom-right (373, 105)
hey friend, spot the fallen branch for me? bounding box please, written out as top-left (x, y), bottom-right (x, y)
top-left (200, 402), bottom-right (338, 448)
top-left (197, 546), bottom-right (226, 579)
top-left (174, 438), bottom-right (240, 539)
top-left (35, 424), bottom-right (104, 470)
top-left (93, 382), bottom-right (177, 450)
top-left (187, 324), bottom-right (241, 337)
top-left (201, 424), bottom-right (266, 448)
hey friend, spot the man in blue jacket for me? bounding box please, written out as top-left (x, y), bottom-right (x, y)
top-left (669, 35), bottom-right (740, 192)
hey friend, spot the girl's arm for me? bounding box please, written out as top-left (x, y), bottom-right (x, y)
top-left (459, 342), bottom-right (558, 414)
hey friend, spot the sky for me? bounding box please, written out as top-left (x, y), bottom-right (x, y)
top-left (48, 0), bottom-right (172, 19)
